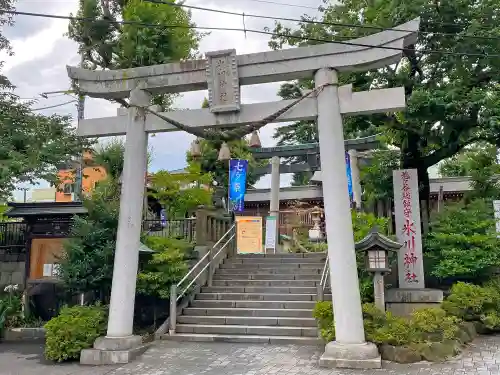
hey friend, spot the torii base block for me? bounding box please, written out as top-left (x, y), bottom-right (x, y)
top-left (80, 336), bottom-right (151, 365)
top-left (319, 342), bottom-right (381, 369)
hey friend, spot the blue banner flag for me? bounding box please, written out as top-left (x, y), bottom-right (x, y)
top-left (345, 152), bottom-right (353, 203)
top-left (228, 159), bottom-right (249, 212)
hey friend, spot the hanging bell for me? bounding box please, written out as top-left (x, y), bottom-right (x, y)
top-left (249, 130), bottom-right (261, 148)
top-left (190, 139), bottom-right (201, 158)
top-left (218, 142), bottom-right (231, 161)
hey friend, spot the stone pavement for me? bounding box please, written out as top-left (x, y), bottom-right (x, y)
top-left (3, 336), bottom-right (500, 375)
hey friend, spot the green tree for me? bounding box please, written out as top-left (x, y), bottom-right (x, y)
top-left (59, 179), bottom-right (120, 300)
top-left (91, 139), bottom-right (126, 181)
top-left (67, 0), bottom-right (202, 107)
top-left (150, 163), bottom-right (213, 217)
top-left (360, 149), bottom-right (400, 205)
top-left (274, 82), bottom-right (380, 185)
top-left (268, 0), bottom-right (500, 211)
top-left (0, 94), bottom-right (91, 200)
top-left (440, 145), bottom-right (500, 200)
top-left (187, 98), bottom-right (265, 192)
top-left (136, 236), bottom-right (193, 299)
top-left (425, 199), bottom-right (500, 283)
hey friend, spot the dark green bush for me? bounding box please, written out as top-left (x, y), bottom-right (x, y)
top-left (425, 199), bottom-right (500, 283)
top-left (136, 236), bottom-right (193, 299)
top-left (44, 305), bottom-right (107, 362)
top-left (312, 301), bottom-right (335, 342)
top-left (441, 281), bottom-right (500, 331)
top-left (313, 302), bottom-right (461, 347)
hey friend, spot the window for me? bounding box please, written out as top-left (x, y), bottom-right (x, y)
top-left (62, 183), bottom-right (74, 194)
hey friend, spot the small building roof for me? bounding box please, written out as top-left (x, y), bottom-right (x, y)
top-left (5, 202), bottom-right (88, 218)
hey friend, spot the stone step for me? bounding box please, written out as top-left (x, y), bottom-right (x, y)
top-left (213, 274), bottom-right (322, 281)
top-left (227, 257), bottom-right (326, 264)
top-left (196, 292), bottom-right (332, 301)
top-left (215, 268), bottom-right (322, 275)
top-left (177, 315), bottom-right (317, 327)
top-left (235, 253), bottom-right (325, 258)
top-left (161, 333), bottom-right (321, 345)
top-left (191, 300), bottom-right (316, 309)
top-left (213, 279), bottom-right (320, 287)
top-left (175, 324), bottom-right (317, 337)
top-left (202, 286), bottom-right (329, 294)
top-left (183, 307), bottom-right (313, 318)
top-left (219, 263), bottom-right (324, 270)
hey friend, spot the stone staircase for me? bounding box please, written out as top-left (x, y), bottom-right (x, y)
top-left (162, 252), bottom-right (330, 344)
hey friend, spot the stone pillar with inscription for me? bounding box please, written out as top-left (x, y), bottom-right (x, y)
top-left (385, 169), bottom-right (443, 316)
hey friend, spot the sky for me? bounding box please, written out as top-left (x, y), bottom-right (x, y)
top-left (5, 0), bottom-right (326, 201)
top-left (3, 0), bottom-right (439, 202)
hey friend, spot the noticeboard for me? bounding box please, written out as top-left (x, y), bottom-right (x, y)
top-left (236, 216), bottom-right (263, 254)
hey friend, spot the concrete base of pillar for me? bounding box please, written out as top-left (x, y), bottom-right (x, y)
top-left (319, 341), bottom-right (381, 369)
top-left (385, 288), bottom-right (444, 317)
top-left (80, 335), bottom-right (151, 365)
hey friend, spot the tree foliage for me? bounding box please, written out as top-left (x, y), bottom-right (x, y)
top-left (186, 98), bottom-right (265, 192)
top-left (268, 0), bottom-right (500, 204)
top-left (67, 0), bottom-right (202, 107)
top-left (425, 199), bottom-right (500, 283)
top-left (136, 236), bottom-right (193, 299)
top-left (274, 82), bottom-right (380, 185)
top-left (0, 93), bottom-right (91, 199)
top-left (91, 139), bottom-right (126, 181)
top-left (360, 150), bottom-right (400, 204)
top-left (439, 144), bottom-right (500, 200)
top-left (150, 163), bottom-right (213, 217)
top-left (59, 179), bottom-right (120, 299)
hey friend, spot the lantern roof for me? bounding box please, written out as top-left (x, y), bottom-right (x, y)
top-left (355, 226), bottom-right (402, 253)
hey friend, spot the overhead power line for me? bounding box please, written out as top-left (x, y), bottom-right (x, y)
top-left (145, 0), bottom-right (500, 42)
top-left (1, 9), bottom-right (498, 58)
top-left (226, 0), bottom-right (321, 10)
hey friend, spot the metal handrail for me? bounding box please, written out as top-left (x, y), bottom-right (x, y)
top-left (318, 257), bottom-right (329, 301)
top-left (169, 224), bottom-right (236, 335)
top-left (176, 223), bottom-right (235, 287)
top-left (176, 233), bottom-right (236, 302)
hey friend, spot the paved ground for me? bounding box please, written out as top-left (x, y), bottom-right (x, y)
top-left (3, 336), bottom-right (500, 375)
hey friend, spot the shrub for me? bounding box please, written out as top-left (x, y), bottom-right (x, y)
top-left (425, 199), bottom-right (500, 283)
top-left (442, 281), bottom-right (500, 331)
top-left (312, 301), bottom-right (335, 342)
top-left (442, 282), bottom-right (498, 321)
top-left (44, 305), bottom-right (107, 362)
top-left (409, 307), bottom-right (460, 342)
top-left (313, 302), bottom-right (462, 347)
top-left (136, 236), bottom-right (193, 299)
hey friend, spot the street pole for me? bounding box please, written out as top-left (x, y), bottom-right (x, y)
top-left (74, 56), bottom-right (85, 202)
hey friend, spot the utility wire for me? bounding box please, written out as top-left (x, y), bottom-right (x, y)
top-left (31, 100), bottom-right (77, 111)
top-left (206, 0), bottom-right (499, 33)
top-left (221, 0), bottom-right (321, 10)
top-left (145, 0), bottom-right (500, 42)
top-left (2, 9), bottom-right (499, 58)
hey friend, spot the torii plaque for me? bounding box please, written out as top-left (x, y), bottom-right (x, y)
top-left (68, 18), bottom-right (420, 368)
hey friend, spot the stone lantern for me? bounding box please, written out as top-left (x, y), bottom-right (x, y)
top-left (308, 206), bottom-right (324, 241)
top-left (355, 227), bottom-right (402, 311)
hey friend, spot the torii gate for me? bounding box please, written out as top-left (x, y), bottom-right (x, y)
top-left (68, 18), bottom-right (419, 368)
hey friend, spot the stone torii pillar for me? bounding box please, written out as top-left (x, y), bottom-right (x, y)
top-left (80, 88), bottom-right (153, 364)
top-left (67, 18), bottom-right (420, 368)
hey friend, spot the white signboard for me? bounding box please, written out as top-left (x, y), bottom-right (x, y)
top-left (493, 200), bottom-right (500, 238)
top-left (393, 169), bottom-right (425, 289)
top-left (265, 216), bottom-right (278, 253)
top-left (42, 263), bottom-right (53, 277)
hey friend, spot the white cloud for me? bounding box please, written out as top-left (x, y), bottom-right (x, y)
top-left (5, 0), bottom-right (325, 200)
